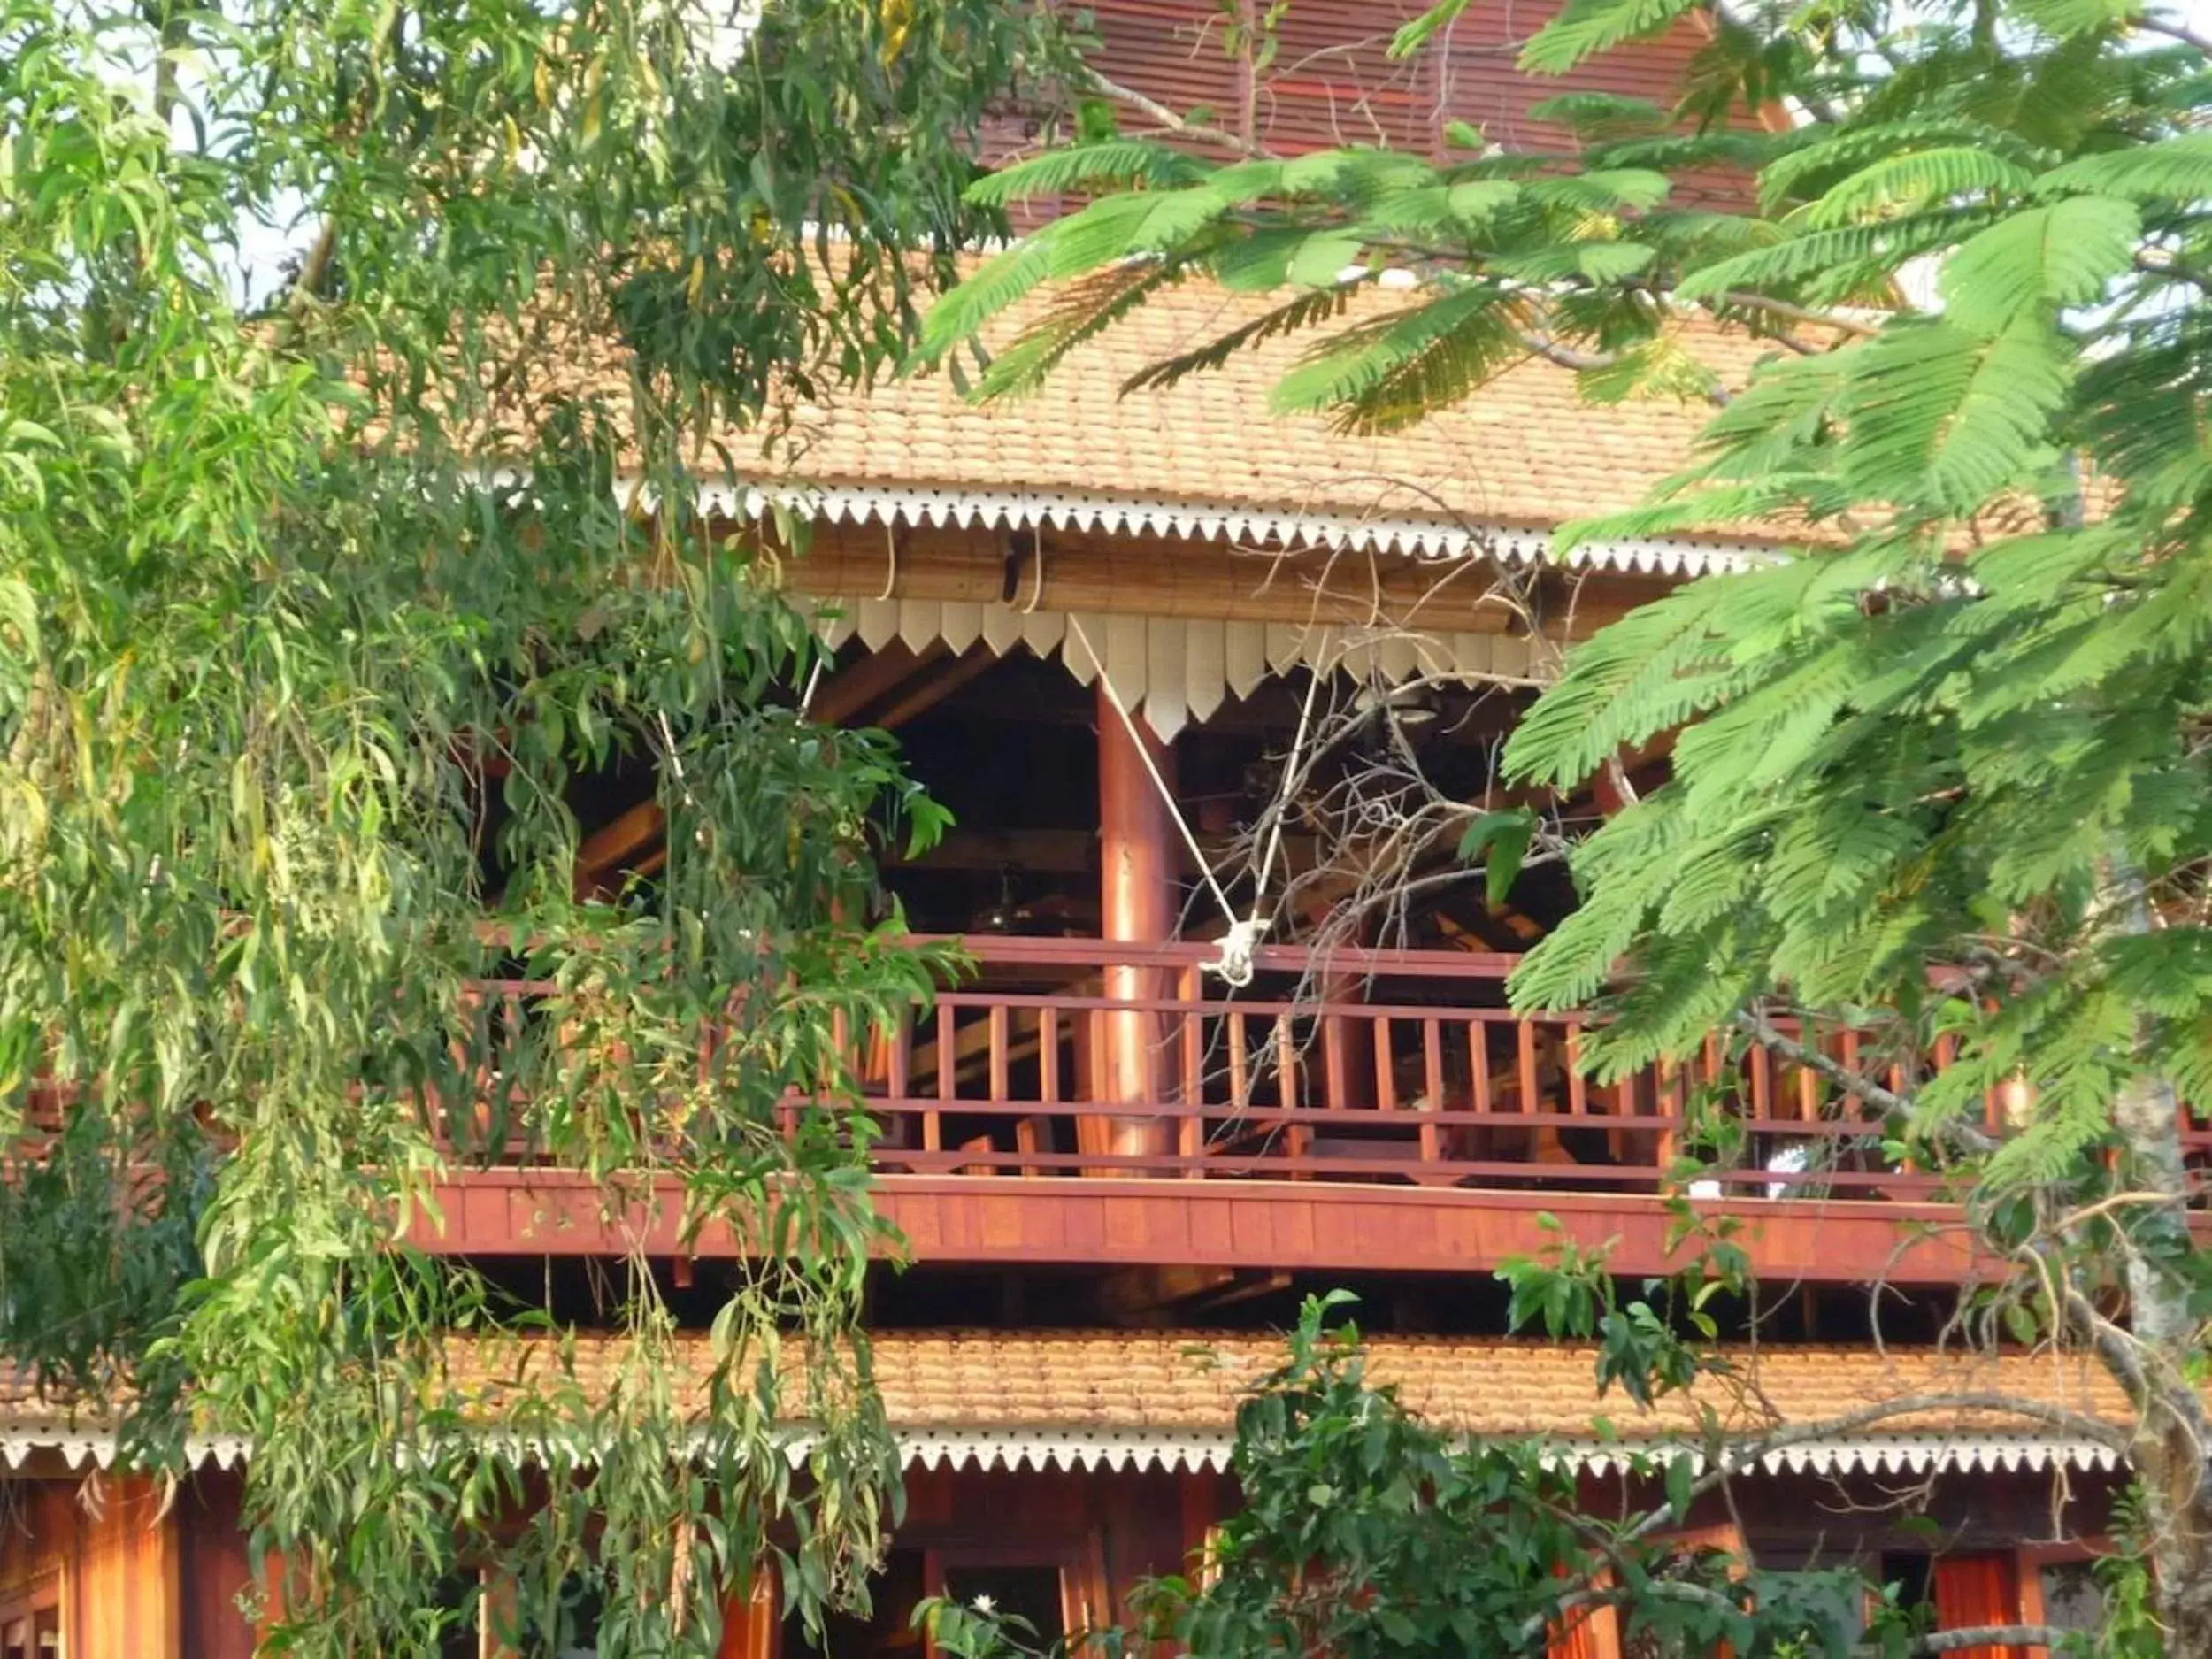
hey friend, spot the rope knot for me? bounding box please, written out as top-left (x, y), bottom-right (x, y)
top-left (1207, 916), bottom-right (1270, 988)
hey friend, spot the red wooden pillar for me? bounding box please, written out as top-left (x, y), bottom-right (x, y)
top-left (1090, 688), bottom-right (1175, 1164)
top-left (718, 1577), bottom-right (776, 1659)
top-left (1932, 1553), bottom-right (2023, 1659)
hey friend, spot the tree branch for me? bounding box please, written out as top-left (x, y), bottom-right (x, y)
top-left (1712, 291), bottom-right (1880, 339)
top-left (2134, 11), bottom-right (2212, 54)
top-left (1077, 66), bottom-right (1271, 157)
top-left (1727, 1009), bottom-right (1934, 1128)
top-left (1913, 1627), bottom-right (2074, 1655)
top-left (1725, 1387), bottom-right (2131, 1456)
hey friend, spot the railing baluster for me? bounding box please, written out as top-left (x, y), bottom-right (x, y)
top-left (1373, 1014), bottom-right (1397, 1111)
top-left (1565, 1022), bottom-right (1588, 1116)
top-left (887, 1008), bottom-right (911, 1160)
top-left (1471, 1020), bottom-right (1493, 1116)
top-left (1420, 1018), bottom-right (1444, 1166)
top-left (988, 1004), bottom-right (1010, 1103)
top-left (926, 1003), bottom-right (949, 1154)
top-left (1228, 1010), bottom-right (1249, 1112)
top-left (1179, 965), bottom-right (1203, 1176)
top-left (1035, 1002), bottom-right (1061, 1179)
top-left (1276, 1015), bottom-right (1309, 1170)
top-left (1322, 1008), bottom-right (1348, 1114)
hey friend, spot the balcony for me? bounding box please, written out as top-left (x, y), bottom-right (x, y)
top-left (422, 935), bottom-right (2006, 1285)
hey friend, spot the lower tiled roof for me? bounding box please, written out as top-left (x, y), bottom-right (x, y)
top-left (463, 1330), bottom-right (2136, 1442)
top-left (3, 1333), bottom-right (2149, 1477)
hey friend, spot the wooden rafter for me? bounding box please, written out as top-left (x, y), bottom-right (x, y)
top-left (808, 639), bottom-right (951, 727)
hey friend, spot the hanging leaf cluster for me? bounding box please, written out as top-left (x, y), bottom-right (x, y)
top-left (0, 0), bottom-right (1076, 1652)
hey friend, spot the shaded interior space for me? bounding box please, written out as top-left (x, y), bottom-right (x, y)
top-left (467, 1255), bottom-right (1970, 1347)
top-left (435, 630), bottom-right (1967, 1204)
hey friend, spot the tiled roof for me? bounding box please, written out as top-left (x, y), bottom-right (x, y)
top-left (541, 278), bottom-right (1797, 553)
top-left (2, 1333), bottom-right (2145, 1477)
top-left (452, 1330), bottom-right (2132, 1442)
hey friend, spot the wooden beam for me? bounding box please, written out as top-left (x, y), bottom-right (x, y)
top-left (575, 797), bottom-right (664, 887)
top-left (887, 825), bottom-right (1319, 878)
top-left (775, 518), bottom-right (1621, 634)
top-left (873, 646), bottom-right (1002, 730)
top-left (808, 639), bottom-right (948, 727)
top-left (413, 1170), bottom-right (1995, 1286)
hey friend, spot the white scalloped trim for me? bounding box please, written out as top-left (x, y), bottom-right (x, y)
top-left (676, 479), bottom-right (1770, 578)
top-left (1, 1423), bottom-right (2119, 1481)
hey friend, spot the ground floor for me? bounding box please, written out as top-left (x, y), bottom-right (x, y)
top-left (0, 1452), bottom-right (2120, 1656)
top-left (0, 1331), bottom-right (2137, 1655)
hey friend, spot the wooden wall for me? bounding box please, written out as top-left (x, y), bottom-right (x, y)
top-left (0, 1472), bottom-right (180, 1656)
top-left (176, 1471), bottom-right (257, 1659)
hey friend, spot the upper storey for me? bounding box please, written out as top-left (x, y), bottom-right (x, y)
top-left (1053, 0), bottom-right (1773, 165)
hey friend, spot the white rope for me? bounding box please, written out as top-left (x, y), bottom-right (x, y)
top-left (1066, 614), bottom-right (1262, 985)
top-left (1019, 526), bottom-right (1048, 613)
top-left (876, 520), bottom-right (899, 601)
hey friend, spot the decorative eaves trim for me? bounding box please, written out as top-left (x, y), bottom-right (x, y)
top-left (810, 600), bottom-right (1547, 741)
top-left (0, 1423), bottom-right (2122, 1481)
top-left (684, 480), bottom-right (1774, 580)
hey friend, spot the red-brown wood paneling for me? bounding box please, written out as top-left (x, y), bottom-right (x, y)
top-left (1932, 1553), bottom-right (2024, 1659)
top-left (414, 1170), bottom-right (1988, 1286)
top-left (180, 1471), bottom-right (257, 1659)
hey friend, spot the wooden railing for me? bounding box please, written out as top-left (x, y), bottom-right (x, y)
top-left (822, 937), bottom-right (1949, 1199)
top-left (449, 935), bottom-right (2212, 1201)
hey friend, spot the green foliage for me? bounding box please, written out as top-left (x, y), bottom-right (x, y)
top-left (0, 0), bottom-right (1071, 1651)
top-left (921, 1297), bottom-right (1884, 1659)
top-left (925, 0), bottom-right (2212, 1637)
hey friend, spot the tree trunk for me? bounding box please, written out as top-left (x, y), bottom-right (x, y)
top-left (2101, 863), bottom-right (2212, 1654)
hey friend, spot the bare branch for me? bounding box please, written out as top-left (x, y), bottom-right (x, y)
top-left (1077, 65), bottom-right (1272, 157)
top-left (2134, 11), bottom-right (2212, 53)
top-left (1727, 1009), bottom-right (1938, 1129)
top-left (1914, 1627), bottom-right (2075, 1655)
top-left (1711, 291), bottom-right (1881, 340)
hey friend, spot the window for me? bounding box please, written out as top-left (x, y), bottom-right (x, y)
top-left (0, 1579), bottom-right (61, 1659)
top-left (782, 1549), bottom-right (928, 1658)
top-left (2035, 1560), bottom-right (2105, 1634)
top-left (2020, 1550), bottom-right (2113, 1647)
top-left (780, 1548), bottom-right (1079, 1659)
top-left (938, 1564), bottom-right (1067, 1648)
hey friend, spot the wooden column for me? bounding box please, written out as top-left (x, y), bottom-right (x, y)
top-left (1090, 688), bottom-right (1176, 1164)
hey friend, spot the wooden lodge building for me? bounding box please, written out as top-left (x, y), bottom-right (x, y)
top-left (0, 2), bottom-right (2157, 1653)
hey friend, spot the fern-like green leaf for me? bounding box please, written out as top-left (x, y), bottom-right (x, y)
top-left (971, 262), bottom-right (1180, 402)
top-left (963, 142), bottom-right (1210, 209)
top-left (1518, 0), bottom-right (1702, 74)
top-left (1271, 289), bottom-right (1526, 434)
top-left (1757, 120), bottom-right (2047, 211)
top-left (2014, 0), bottom-right (2139, 35)
top-left (1799, 147), bottom-right (2035, 227)
top-left (1677, 212), bottom-right (1984, 301)
top-left (1939, 196), bottom-right (2139, 334)
top-left (1525, 168), bottom-right (1673, 212)
top-left (917, 242), bottom-right (1051, 360)
top-left (2038, 131), bottom-right (2212, 200)
top-left (1832, 318), bottom-right (2071, 513)
top-left (1119, 286), bottom-right (1357, 396)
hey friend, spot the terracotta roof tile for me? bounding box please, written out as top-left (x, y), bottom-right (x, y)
top-left (536, 277), bottom-right (1797, 549)
top-left (446, 1331), bottom-right (2136, 1443)
top-left (0, 1333), bottom-right (2146, 1451)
